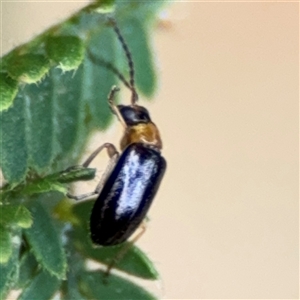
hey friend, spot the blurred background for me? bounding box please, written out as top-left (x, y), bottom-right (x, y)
top-left (2, 1), bottom-right (299, 299)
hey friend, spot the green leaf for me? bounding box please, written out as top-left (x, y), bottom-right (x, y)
top-left (15, 252), bottom-right (39, 289)
top-left (120, 17), bottom-right (156, 97)
top-left (22, 165), bottom-right (96, 196)
top-left (46, 36), bottom-right (84, 71)
top-left (0, 230), bottom-right (20, 299)
top-left (24, 199), bottom-right (67, 278)
top-left (0, 93), bottom-right (28, 183)
top-left (0, 205), bottom-right (32, 228)
top-left (84, 26), bottom-right (116, 129)
top-left (0, 224), bottom-right (12, 263)
top-left (61, 268), bottom-right (85, 300)
top-left (51, 66), bottom-right (87, 164)
top-left (115, 0), bottom-right (165, 20)
top-left (7, 54), bottom-right (50, 84)
top-left (72, 200), bottom-right (159, 280)
top-left (79, 270), bottom-right (157, 300)
top-left (0, 1), bottom-right (165, 297)
top-left (54, 76), bottom-right (96, 170)
top-left (17, 269), bottom-right (60, 300)
top-left (23, 79), bottom-right (55, 170)
top-left (0, 72), bottom-right (18, 111)
top-left (61, 276), bottom-right (85, 300)
top-left (60, 242), bottom-right (87, 300)
top-left (22, 180), bottom-right (67, 196)
top-left (92, 0), bottom-right (115, 13)
top-left (53, 166), bottom-right (96, 183)
top-left (0, 167), bottom-right (96, 199)
top-left (86, 242), bottom-right (160, 280)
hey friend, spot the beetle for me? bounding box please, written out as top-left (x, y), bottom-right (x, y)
top-left (68, 18), bottom-right (166, 247)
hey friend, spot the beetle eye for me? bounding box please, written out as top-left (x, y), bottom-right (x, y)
top-left (118, 105), bottom-right (151, 126)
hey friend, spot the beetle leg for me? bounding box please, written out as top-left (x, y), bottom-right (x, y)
top-left (104, 221), bottom-right (147, 278)
top-left (82, 143), bottom-right (118, 167)
top-left (108, 86), bottom-right (127, 129)
top-left (93, 149), bottom-right (119, 195)
top-left (66, 191), bottom-right (97, 201)
top-left (67, 143), bottom-right (119, 201)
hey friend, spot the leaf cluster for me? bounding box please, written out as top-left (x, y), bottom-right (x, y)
top-left (0, 0), bottom-right (166, 298)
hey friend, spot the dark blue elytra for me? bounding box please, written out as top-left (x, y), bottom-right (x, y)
top-left (90, 143), bottom-right (166, 246)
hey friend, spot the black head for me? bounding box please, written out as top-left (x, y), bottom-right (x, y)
top-left (117, 105), bottom-right (151, 126)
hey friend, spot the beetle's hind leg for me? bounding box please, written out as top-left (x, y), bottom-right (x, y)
top-left (67, 143), bottom-right (119, 201)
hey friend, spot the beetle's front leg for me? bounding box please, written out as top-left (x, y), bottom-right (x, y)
top-left (67, 143), bottom-right (119, 201)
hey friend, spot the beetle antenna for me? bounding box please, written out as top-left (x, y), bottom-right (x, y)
top-left (88, 50), bottom-right (131, 90)
top-left (108, 17), bottom-right (138, 105)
